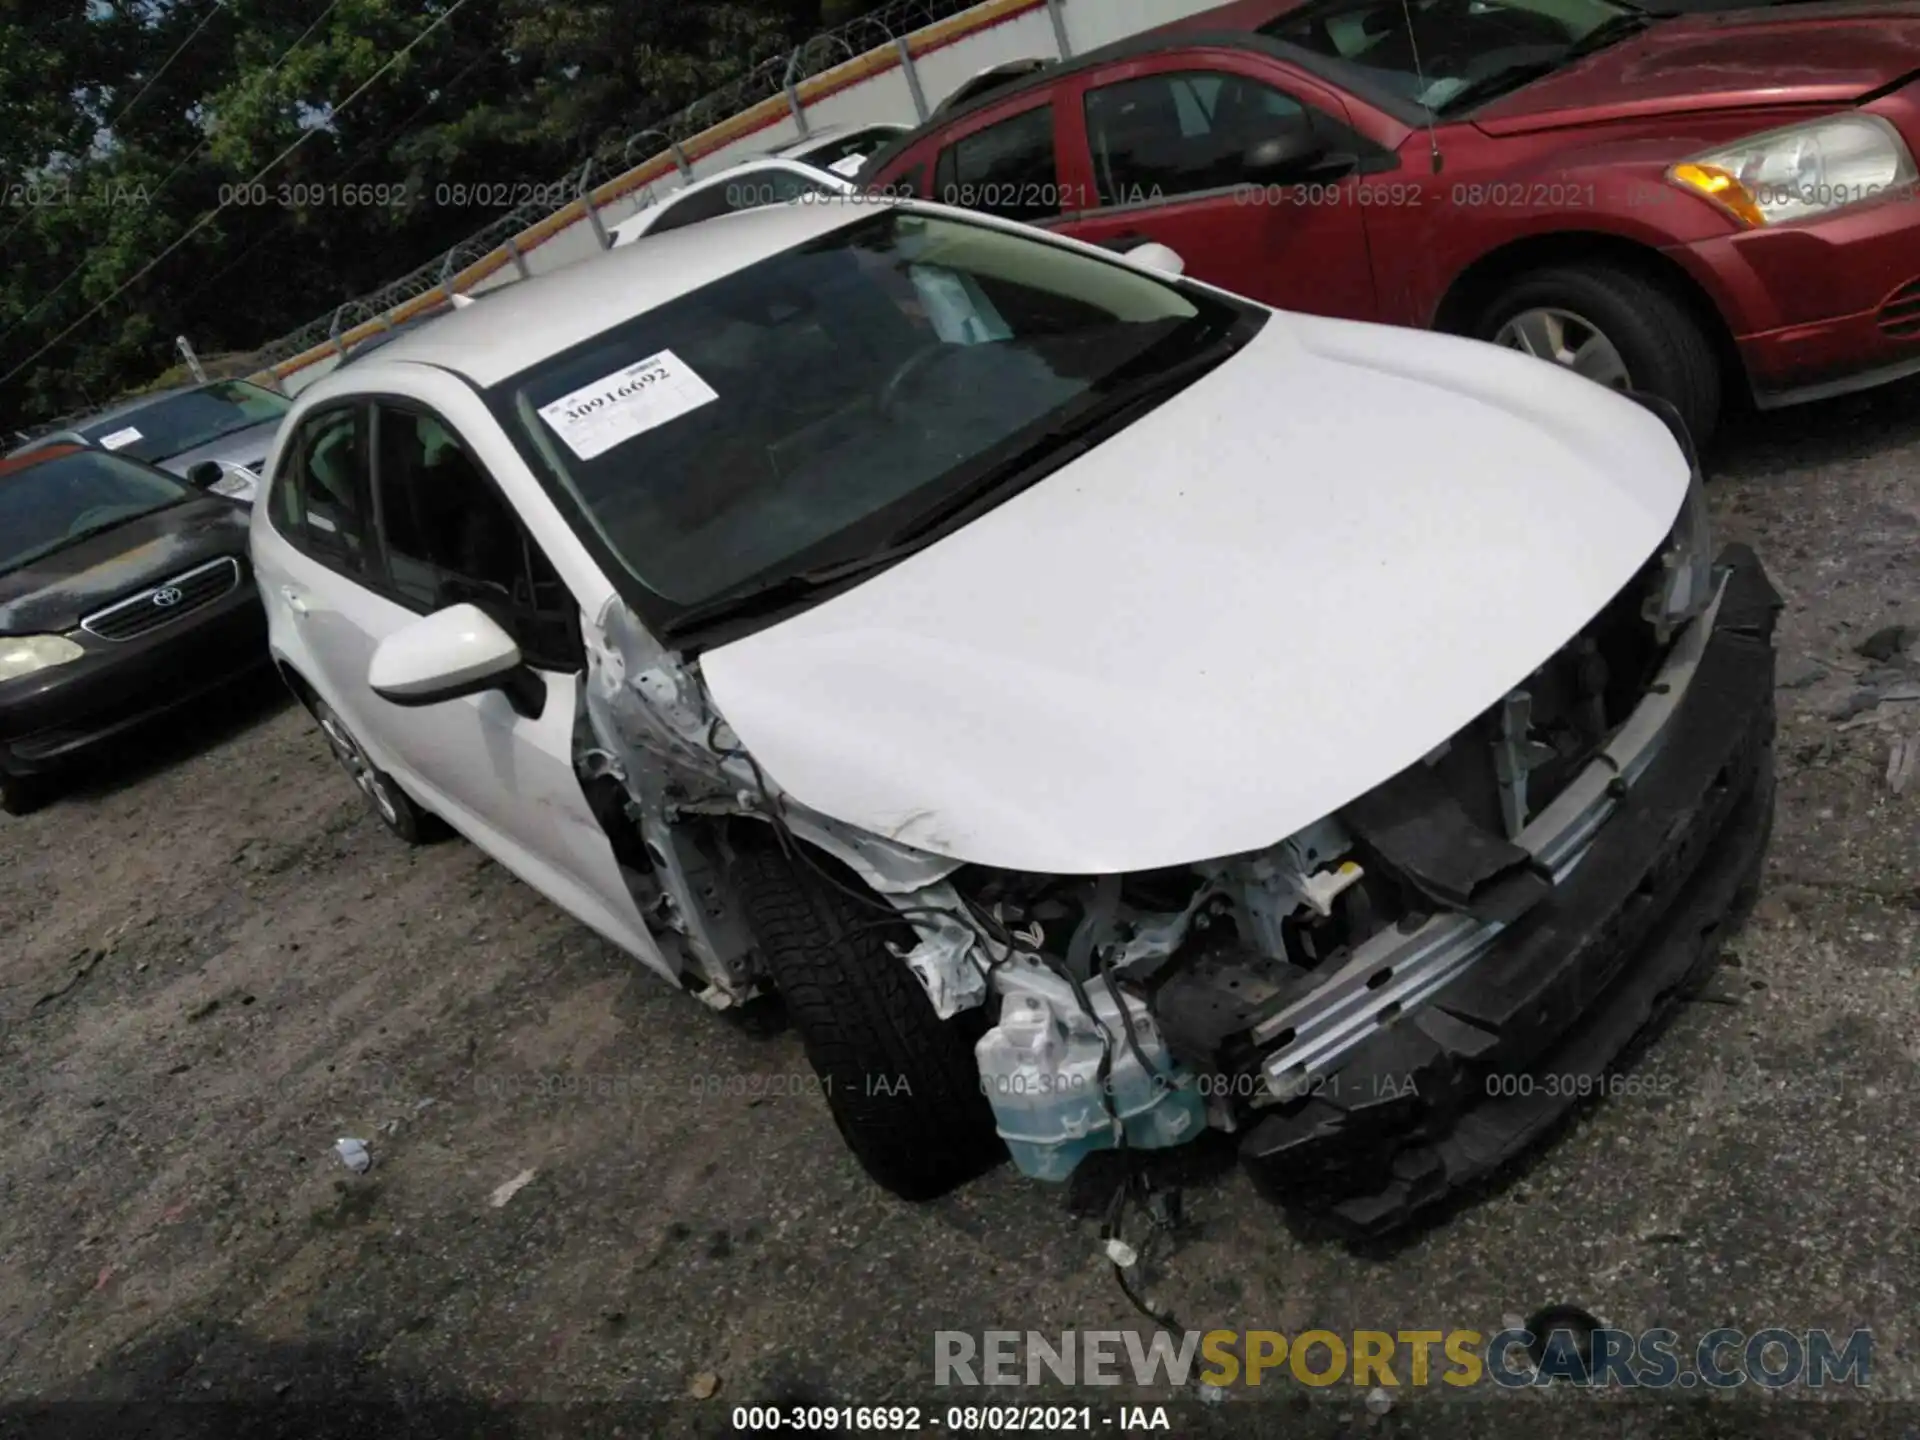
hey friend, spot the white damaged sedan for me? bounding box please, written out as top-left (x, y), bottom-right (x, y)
top-left (251, 197), bottom-right (1779, 1239)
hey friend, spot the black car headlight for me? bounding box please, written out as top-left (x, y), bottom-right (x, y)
top-left (0, 634), bottom-right (85, 683)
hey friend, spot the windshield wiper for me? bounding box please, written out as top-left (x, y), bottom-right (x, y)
top-left (61, 519), bottom-right (136, 549)
top-left (1437, 14), bottom-right (1653, 114)
top-left (167, 419), bottom-right (269, 457)
top-left (900, 344), bottom-right (1235, 532)
top-left (1434, 60), bottom-right (1563, 114)
top-left (660, 333), bottom-right (1244, 641)
top-left (1565, 11), bottom-right (1654, 56)
top-left (655, 427), bottom-right (1102, 644)
top-left (4, 513), bottom-right (155, 572)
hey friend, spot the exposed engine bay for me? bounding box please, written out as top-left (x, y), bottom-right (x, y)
top-left (571, 463), bottom-right (1727, 1190)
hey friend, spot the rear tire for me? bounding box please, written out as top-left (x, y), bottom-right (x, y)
top-left (730, 839), bottom-right (1004, 1199)
top-left (309, 698), bottom-right (448, 845)
top-left (1475, 262), bottom-right (1723, 450)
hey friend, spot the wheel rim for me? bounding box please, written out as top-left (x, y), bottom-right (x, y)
top-left (1493, 307), bottom-right (1633, 390)
top-left (316, 707), bottom-right (401, 827)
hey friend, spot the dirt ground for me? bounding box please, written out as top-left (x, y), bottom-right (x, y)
top-left (2, 378), bottom-right (1918, 1440)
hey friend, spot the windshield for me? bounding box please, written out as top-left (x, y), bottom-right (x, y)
top-left (492, 208), bottom-right (1246, 628)
top-left (79, 380), bottom-right (290, 463)
top-left (0, 450), bottom-right (193, 575)
top-left (1262, 0), bottom-right (1642, 113)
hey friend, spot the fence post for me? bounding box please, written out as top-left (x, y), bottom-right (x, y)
top-left (505, 233), bottom-right (532, 280)
top-left (578, 160), bottom-right (612, 250)
top-left (624, 129), bottom-right (691, 180)
top-left (1044, 0), bottom-right (1072, 58)
top-left (175, 335), bottom-right (207, 383)
top-left (783, 48), bottom-right (811, 138)
top-left (328, 304), bottom-right (350, 356)
top-left (896, 36), bottom-right (929, 121)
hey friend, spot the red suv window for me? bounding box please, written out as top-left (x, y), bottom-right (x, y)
top-left (932, 104), bottom-right (1059, 223)
top-left (1085, 71), bottom-right (1315, 206)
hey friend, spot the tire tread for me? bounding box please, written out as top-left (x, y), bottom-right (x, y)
top-left (731, 842), bottom-right (1002, 1199)
top-left (1480, 261), bottom-right (1723, 448)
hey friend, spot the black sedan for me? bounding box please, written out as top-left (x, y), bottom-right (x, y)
top-left (0, 444), bottom-right (268, 813)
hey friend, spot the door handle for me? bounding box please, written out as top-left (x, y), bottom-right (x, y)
top-left (280, 586), bottom-right (310, 616)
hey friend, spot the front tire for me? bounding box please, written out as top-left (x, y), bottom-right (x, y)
top-left (730, 839), bottom-right (1004, 1199)
top-left (1475, 262), bottom-right (1723, 449)
top-left (309, 698), bottom-right (446, 845)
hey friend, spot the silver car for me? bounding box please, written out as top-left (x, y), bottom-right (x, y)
top-left (8, 378), bottom-right (291, 505)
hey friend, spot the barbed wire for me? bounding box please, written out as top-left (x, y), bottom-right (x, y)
top-left (249, 0), bottom-right (987, 375)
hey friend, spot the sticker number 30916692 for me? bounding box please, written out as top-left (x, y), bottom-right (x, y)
top-left (536, 349), bottom-right (719, 461)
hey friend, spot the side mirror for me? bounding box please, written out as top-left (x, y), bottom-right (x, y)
top-left (1242, 129), bottom-right (1329, 183)
top-left (188, 460), bottom-right (260, 504)
top-left (368, 604), bottom-right (545, 718)
top-left (1126, 241), bottom-right (1186, 277)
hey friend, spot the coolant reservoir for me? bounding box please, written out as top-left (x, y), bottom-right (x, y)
top-left (974, 975), bottom-right (1205, 1182)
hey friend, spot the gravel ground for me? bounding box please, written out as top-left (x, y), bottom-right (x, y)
top-left (1, 378), bottom-right (1917, 1440)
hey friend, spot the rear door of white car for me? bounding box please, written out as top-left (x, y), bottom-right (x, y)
top-left (255, 395), bottom-right (663, 972)
top-left (254, 399), bottom-right (388, 731)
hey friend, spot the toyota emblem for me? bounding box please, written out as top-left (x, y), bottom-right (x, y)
top-left (151, 586), bottom-right (185, 609)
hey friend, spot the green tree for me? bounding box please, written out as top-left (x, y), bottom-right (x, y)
top-left (0, 0), bottom-right (892, 423)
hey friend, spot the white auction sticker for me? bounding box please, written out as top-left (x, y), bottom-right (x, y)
top-left (537, 351), bottom-right (718, 461)
top-left (98, 426), bottom-right (142, 450)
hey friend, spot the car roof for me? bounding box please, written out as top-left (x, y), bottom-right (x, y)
top-left (310, 197), bottom-right (894, 392)
top-left (64, 377), bottom-right (272, 434)
top-left (855, 16), bottom-right (1426, 179)
top-left (72, 385), bottom-right (200, 430)
top-left (932, 57), bottom-right (1057, 114)
top-left (340, 307), bottom-right (451, 361)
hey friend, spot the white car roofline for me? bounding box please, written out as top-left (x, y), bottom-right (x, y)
top-left (607, 156), bottom-right (858, 247)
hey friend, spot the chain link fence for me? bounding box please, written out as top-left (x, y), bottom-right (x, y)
top-left (247, 0), bottom-right (1001, 377)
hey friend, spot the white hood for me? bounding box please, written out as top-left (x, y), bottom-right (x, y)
top-left (700, 314), bottom-right (1691, 875)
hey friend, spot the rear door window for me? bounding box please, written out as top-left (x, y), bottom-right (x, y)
top-left (649, 169), bottom-right (833, 237)
top-left (722, 169), bottom-right (834, 211)
top-left (645, 186), bottom-right (738, 236)
top-left (933, 104), bottom-right (1061, 223)
top-left (1083, 71), bottom-right (1315, 206)
top-left (270, 405), bottom-right (375, 578)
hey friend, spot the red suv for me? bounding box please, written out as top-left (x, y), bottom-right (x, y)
top-left (861, 0), bottom-right (1920, 445)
